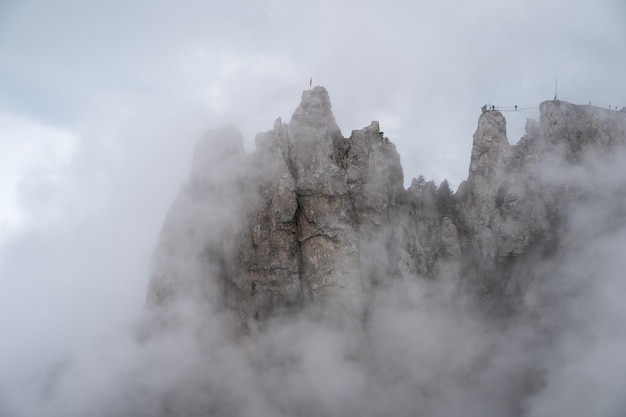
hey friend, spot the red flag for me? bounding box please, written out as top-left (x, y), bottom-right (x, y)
top-left (309, 77), bottom-right (312, 88)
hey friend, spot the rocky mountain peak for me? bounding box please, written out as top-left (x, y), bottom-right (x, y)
top-left (539, 100), bottom-right (626, 161)
top-left (283, 86), bottom-right (347, 194)
top-left (147, 88), bottom-right (626, 326)
top-left (138, 89), bottom-right (626, 417)
top-left (289, 86), bottom-right (338, 130)
top-left (469, 111), bottom-right (509, 179)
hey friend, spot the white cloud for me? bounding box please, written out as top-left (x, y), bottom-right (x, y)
top-left (0, 114), bottom-right (77, 237)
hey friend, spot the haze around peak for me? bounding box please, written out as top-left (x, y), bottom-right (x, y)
top-left (1, 1), bottom-right (626, 415)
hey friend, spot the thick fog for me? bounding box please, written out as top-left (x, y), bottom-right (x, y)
top-left (3, 107), bottom-right (626, 417)
top-left (2, 0), bottom-right (626, 416)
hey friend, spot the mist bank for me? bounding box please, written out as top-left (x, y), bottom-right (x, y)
top-left (132, 88), bottom-right (626, 416)
top-left (5, 88), bottom-right (626, 417)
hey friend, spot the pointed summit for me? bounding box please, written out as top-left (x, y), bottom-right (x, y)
top-left (289, 86), bottom-right (341, 134)
top-left (286, 87), bottom-right (346, 194)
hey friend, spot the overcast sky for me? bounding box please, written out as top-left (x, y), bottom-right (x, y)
top-left (1, 0), bottom-right (625, 413)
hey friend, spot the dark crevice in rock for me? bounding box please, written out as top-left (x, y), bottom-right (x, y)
top-left (293, 194), bottom-right (311, 303)
top-left (147, 88), bottom-right (626, 326)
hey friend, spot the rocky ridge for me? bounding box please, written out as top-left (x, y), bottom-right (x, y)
top-left (147, 87), bottom-right (626, 325)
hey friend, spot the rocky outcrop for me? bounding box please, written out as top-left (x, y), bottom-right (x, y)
top-left (456, 102), bottom-right (626, 311)
top-left (148, 87), bottom-right (429, 326)
top-left (147, 126), bottom-right (247, 311)
top-left (147, 90), bottom-right (626, 325)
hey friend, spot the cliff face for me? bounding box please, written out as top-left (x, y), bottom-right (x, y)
top-left (456, 101), bottom-right (626, 312)
top-left (147, 88), bottom-right (626, 324)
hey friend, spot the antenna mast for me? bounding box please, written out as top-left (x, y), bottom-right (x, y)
top-left (554, 79), bottom-right (558, 100)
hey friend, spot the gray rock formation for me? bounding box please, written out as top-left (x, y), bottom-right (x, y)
top-left (456, 101), bottom-right (626, 312)
top-left (147, 91), bottom-right (626, 325)
top-left (147, 126), bottom-right (247, 311)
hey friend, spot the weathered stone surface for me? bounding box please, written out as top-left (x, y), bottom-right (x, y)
top-left (457, 110), bottom-right (510, 262)
top-left (453, 101), bottom-right (626, 312)
top-left (345, 120), bottom-right (425, 286)
top-left (540, 100), bottom-right (626, 161)
top-left (433, 216), bottom-right (461, 281)
top-left (147, 91), bottom-right (626, 325)
top-left (286, 87), bottom-right (347, 195)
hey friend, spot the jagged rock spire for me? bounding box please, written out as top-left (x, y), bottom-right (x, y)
top-left (286, 86), bottom-right (347, 194)
top-left (147, 88), bottom-right (626, 327)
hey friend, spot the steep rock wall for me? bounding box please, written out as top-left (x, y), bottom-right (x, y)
top-left (147, 90), bottom-right (626, 324)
